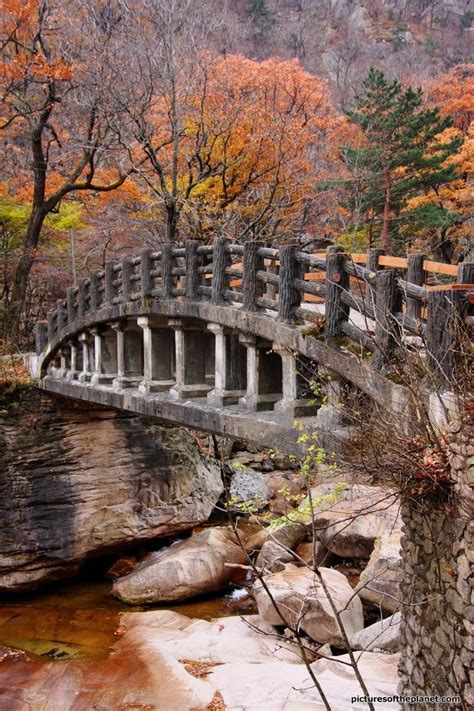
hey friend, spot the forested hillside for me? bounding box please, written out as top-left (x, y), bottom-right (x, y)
top-left (0, 0), bottom-right (472, 347)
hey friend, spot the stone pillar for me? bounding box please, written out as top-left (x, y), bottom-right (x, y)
top-left (238, 334), bottom-right (281, 411)
top-left (90, 328), bottom-right (115, 385)
top-left (78, 332), bottom-right (93, 383)
top-left (207, 324), bottom-right (246, 406)
top-left (112, 322), bottom-right (143, 389)
top-left (169, 320), bottom-right (212, 400)
top-left (273, 346), bottom-right (319, 418)
top-left (137, 317), bottom-right (175, 394)
top-left (66, 341), bottom-right (79, 381)
top-left (398, 417), bottom-right (474, 708)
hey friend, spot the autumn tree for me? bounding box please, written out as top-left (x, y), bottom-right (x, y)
top-left (402, 64), bottom-right (474, 262)
top-left (109, 1), bottom-right (336, 246)
top-left (0, 0), bottom-right (134, 338)
top-left (338, 68), bottom-right (463, 253)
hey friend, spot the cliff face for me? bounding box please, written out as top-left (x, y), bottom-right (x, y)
top-left (0, 393), bottom-right (222, 591)
top-left (222, 0), bottom-right (472, 103)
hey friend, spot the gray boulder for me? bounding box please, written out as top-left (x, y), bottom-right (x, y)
top-left (113, 527), bottom-right (248, 603)
top-left (356, 531), bottom-right (403, 613)
top-left (349, 612), bottom-right (401, 652)
top-left (253, 565), bottom-right (364, 647)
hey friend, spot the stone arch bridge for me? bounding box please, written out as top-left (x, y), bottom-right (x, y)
top-left (30, 239), bottom-right (472, 455)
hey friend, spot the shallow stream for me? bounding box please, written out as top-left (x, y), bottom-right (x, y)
top-left (0, 576), bottom-right (239, 661)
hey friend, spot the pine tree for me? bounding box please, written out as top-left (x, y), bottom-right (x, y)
top-left (340, 68), bottom-right (463, 253)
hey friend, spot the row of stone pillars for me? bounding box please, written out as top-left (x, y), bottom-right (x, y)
top-left (48, 318), bottom-right (325, 418)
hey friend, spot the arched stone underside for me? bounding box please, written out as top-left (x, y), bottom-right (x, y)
top-left (31, 239), bottom-right (471, 455)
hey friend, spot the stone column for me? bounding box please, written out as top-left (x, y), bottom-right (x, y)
top-left (90, 327), bottom-right (115, 385)
top-left (137, 317), bottom-right (175, 394)
top-left (169, 319), bottom-right (211, 400)
top-left (66, 341), bottom-right (78, 381)
top-left (273, 346), bottom-right (320, 419)
top-left (238, 334), bottom-right (280, 411)
top-left (207, 324), bottom-right (245, 406)
top-left (78, 332), bottom-right (93, 383)
top-left (112, 322), bottom-right (143, 390)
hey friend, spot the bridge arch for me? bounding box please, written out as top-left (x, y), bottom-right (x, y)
top-left (32, 239), bottom-right (471, 454)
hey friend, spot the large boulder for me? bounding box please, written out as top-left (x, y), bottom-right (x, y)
top-left (113, 527), bottom-right (248, 603)
top-left (356, 531), bottom-right (403, 613)
top-left (229, 465), bottom-right (272, 512)
top-left (253, 565), bottom-right (364, 647)
top-left (299, 483), bottom-right (401, 558)
top-left (0, 395), bottom-right (222, 591)
top-left (349, 612), bottom-right (401, 652)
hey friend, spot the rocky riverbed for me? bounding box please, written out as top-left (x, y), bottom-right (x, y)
top-left (1, 389), bottom-right (405, 709)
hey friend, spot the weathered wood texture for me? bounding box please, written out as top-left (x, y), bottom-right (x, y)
top-left (185, 240), bottom-right (202, 301)
top-left (243, 242), bottom-right (264, 311)
top-left (406, 253), bottom-right (425, 320)
top-left (325, 250), bottom-right (349, 342)
top-left (141, 248), bottom-right (154, 299)
top-left (161, 244), bottom-right (174, 298)
top-left (278, 244), bottom-right (301, 321)
top-left (373, 270), bottom-right (402, 371)
top-left (211, 237), bottom-right (230, 304)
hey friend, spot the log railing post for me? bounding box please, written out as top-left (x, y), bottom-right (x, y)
top-left (35, 321), bottom-right (48, 354)
top-left (104, 262), bottom-right (115, 306)
top-left (242, 241), bottom-right (264, 311)
top-left (161, 243), bottom-right (173, 299)
top-left (325, 248), bottom-right (349, 343)
top-left (373, 269), bottom-right (402, 371)
top-left (121, 256), bottom-right (133, 303)
top-left (366, 248), bottom-right (385, 272)
top-left (56, 299), bottom-right (66, 332)
top-left (89, 272), bottom-right (100, 312)
top-left (458, 262), bottom-right (474, 286)
top-left (66, 287), bottom-right (76, 323)
top-left (278, 244), bottom-right (301, 322)
top-left (406, 253), bottom-right (426, 320)
top-left (77, 279), bottom-right (87, 318)
top-left (426, 289), bottom-right (458, 379)
top-left (211, 237), bottom-right (230, 304)
top-left (141, 248), bottom-right (154, 300)
top-left (47, 311), bottom-right (56, 342)
top-left (185, 240), bottom-right (202, 301)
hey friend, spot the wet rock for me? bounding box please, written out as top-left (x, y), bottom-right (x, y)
top-left (300, 483), bottom-right (401, 558)
top-left (113, 528), bottom-right (249, 604)
top-left (0, 401), bottom-right (223, 591)
top-left (356, 531), bottom-right (403, 613)
top-left (350, 612), bottom-right (401, 652)
top-left (253, 565), bottom-right (364, 647)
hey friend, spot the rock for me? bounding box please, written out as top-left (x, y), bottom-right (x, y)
top-left (269, 519), bottom-right (308, 549)
top-left (256, 541), bottom-right (296, 573)
top-left (253, 566), bottom-right (364, 647)
top-left (356, 531), bottom-right (403, 613)
top-left (229, 466), bottom-right (272, 511)
top-left (350, 612), bottom-right (401, 652)
top-left (106, 556), bottom-right (137, 579)
top-left (113, 528), bottom-right (249, 603)
top-left (294, 541), bottom-right (331, 568)
top-left (210, 651), bottom-right (401, 710)
top-left (299, 483), bottom-right (401, 558)
top-left (0, 612), bottom-right (401, 710)
top-left (0, 399), bottom-right (223, 591)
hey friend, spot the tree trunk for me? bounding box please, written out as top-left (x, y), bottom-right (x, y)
top-left (381, 171), bottom-right (392, 252)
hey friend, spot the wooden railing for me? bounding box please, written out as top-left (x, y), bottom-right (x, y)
top-left (41, 239), bottom-right (473, 378)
